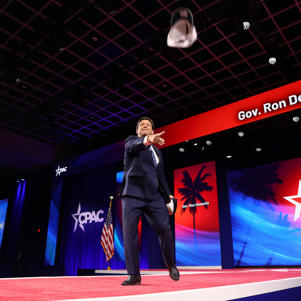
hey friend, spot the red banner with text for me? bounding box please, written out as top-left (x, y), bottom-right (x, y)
top-left (158, 80), bottom-right (301, 148)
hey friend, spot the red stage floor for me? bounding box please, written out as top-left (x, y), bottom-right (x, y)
top-left (0, 269), bottom-right (300, 301)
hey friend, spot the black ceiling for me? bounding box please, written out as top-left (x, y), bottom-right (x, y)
top-left (0, 0), bottom-right (300, 156)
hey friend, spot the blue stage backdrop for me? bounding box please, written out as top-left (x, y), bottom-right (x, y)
top-left (45, 178), bottom-right (63, 266)
top-left (114, 171), bottom-right (125, 268)
top-left (58, 166), bottom-right (121, 275)
top-left (228, 157), bottom-right (301, 266)
top-left (0, 199), bottom-right (8, 250)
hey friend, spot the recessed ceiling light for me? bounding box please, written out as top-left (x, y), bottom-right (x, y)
top-left (205, 140), bottom-right (212, 145)
top-left (226, 155), bottom-right (232, 158)
top-left (194, 142), bottom-right (198, 146)
top-left (292, 116), bottom-right (300, 123)
top-left (238, 131), bottom-right (244, 137)
top-left (255, 147), bottom-right (262, 152)
top-left (243, 21), bottom-right (250, 30)
top-left (269, 57), bottom-right (276, 65)
top-left (179, 148), bottom-right (185, 152)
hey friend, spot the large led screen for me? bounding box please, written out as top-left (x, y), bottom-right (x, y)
top-left (174, 161), bottom-right (221, 266)
top-left (228, 157), bottom-right (301, 266)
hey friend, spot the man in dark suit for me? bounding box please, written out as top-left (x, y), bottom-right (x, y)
top-left (120, 117), bottom-right (179, 285)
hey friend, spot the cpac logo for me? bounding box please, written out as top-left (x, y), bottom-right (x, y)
top-left (72, 203), bottom-right (104, 232)
top-left (56, 165), bottom-right (68, 177)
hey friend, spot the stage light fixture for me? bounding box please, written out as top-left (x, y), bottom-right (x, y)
top-left (206, 140), bottom-right (212, 146)
top-left (292, 116), bottom-right (300, 123)
top-left (269, 57), bottom-right (276, 65)
top-left (16, 78), bottom-right (21, 84)
top-left (194, 142), bottom-right (198, 146)
top-left (238, 131), bottom-right (245, 137)
top-left (179, 147), bottom-right (185, 152)
top-left (243, 21), bottom-right (250, 30)
top-left (255, 147), bottom-right (262, 152)
top-left (226, 155), bottom-right (232, 159)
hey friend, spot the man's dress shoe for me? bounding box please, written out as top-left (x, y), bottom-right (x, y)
top-left (169, 266), bottom-right (180, 281)
top-left (121, 274), bottom-right (141, 286)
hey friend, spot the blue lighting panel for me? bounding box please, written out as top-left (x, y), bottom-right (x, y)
top-left (0, 199), bottom-right (8, 249)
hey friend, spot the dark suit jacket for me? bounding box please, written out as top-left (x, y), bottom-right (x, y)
top-left (120, 135), bottom-right (171, 203)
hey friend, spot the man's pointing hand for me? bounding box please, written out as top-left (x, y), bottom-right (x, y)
top-left (147, 131), bottom-right (165, 146)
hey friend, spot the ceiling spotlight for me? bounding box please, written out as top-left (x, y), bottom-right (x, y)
top-left (238, 131), bottom-right (245, 137)
top-left (179, 147), bottom-right (185, 152)
top-left (16, 78), bottom-right (21, 84)
top-left (194, 142), bottom-right (198, 146)
top-left (226, 155), bottom-right (232, 159)
top-left (269, 57), bottom-right (276, 65)
top-left (58, 48), bottom-right (65, 52)
top-left (255, 147), bottom-right (262, 152)
top-left (292, 116), bottom-right (300, 123)
top-left (201, 146), bottom-right (205, 151)
top-left (243, 21), bottom-right (250, 30)
top-left (205, 140), bottom-right (212, 146)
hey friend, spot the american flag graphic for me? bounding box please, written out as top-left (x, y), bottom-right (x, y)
top-left (101, 198), bottom-right (114, 261)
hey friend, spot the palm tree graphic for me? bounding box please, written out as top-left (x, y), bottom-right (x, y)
top-left (231, 164), bottom-right (282, 208)
top-left (178, 165), bottom-right (214, 241)
top-left (230, 164), bottom-right (283, 266)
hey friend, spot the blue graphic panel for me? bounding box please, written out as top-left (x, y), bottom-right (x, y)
top-left (58, 166), bottom-right (123, 275)
top-left (114, 171), bottom-right (125, 266)
top-left (0, 199), bottom-right (8, 249)
top-left (228, 158), bottom-right (301, 266)
top-left (45, 179), bottom-right (63, 265)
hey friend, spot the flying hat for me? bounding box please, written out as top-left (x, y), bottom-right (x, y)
top-left (167, 7), bottom-right (197, 48)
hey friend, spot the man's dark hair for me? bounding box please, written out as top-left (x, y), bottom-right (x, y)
top-left (136, 117), bottom-right (155, 130)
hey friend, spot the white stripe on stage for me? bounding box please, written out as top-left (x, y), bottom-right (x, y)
top-left (56, 276), bottom-right (301, 301)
